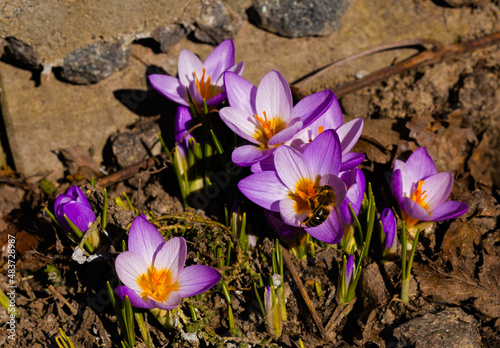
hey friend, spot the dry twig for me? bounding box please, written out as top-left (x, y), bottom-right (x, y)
top-left (280, 245), bottom-right (328, 341)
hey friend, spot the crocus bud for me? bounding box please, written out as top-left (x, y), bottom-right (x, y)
top-left (264, 285), bottom-right (282, 338)
top-left (381, 208), bottom-right (397, 254)
top-left (54, 186), bottom-right (96, 233)
top-left (345, 254), bottom-right (355, 290)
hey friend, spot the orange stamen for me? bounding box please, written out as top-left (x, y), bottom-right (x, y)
top-left (194, 68), bottom-right (213, 101)
top-left (403, 180), bottom-right (430, 227)
top-left (137, 266), bottom-right (178, 303)
top-left (255, 111), bottom-right (276, 141)
top-left (411, 180), bottom-right (429, 211)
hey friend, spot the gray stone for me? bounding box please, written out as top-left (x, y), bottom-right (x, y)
top-left (111, 121), bottom-right (162, 168)
top-left (61, 40), bottom-right (130, 84)
top-left (392, 307), bottom-right (481, 348)
top-left (359, 262), bottom-right (389, 305)
top-left (0, 0), bottom-right (202, 78)
top-left (1, 37), bottom-right (42, 69)
top-left (152, 25), bottom-right (188, 52)
top-left (249, 0), bottom-right (351, 38)
top-left (0, 44), bottom-right (150, 180)
top-left (193, 0), bottom-right (244, 44)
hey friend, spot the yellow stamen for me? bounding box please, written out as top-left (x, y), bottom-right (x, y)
top-left (253, 111), bottom-right (286, 146)
top-left (137, 266), bottom-right (178, 303)
top-left (288, 178), bottom-right (320, 214)
top-left (403, 180), bottom-right (430, 227)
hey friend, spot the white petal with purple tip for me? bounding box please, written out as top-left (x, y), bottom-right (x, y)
top-left (115, 252), bottom-right (150, 293)
top-left (128, 216), bottom-right (165, 263)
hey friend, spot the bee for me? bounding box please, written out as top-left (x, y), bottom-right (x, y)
top-left (302, 185), bottom-right (340, 228)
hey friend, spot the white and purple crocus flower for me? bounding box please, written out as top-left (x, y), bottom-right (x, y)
top-left (238, 130), bottom-right (346, 244)
top-left (114, 216), bottom-right (221, 310)
top-left (149, 38), bottom-right (244, 113)
top-left (391, 147), bottom-right (468, 228)
top-left (54, 186), bottom-right (96, 233)
top-left (219, 70), bottom-right (334, 167)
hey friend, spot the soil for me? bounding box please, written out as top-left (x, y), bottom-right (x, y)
top-left (1, 5), bottom-right (500, 348)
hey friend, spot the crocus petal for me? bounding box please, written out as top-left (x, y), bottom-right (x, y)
top-left (219, 107), bottom-right (261, 144)
top-left (224, 61), bottom-right (245, 78)
top-left (66, 186), bottom-right (89, 205)
top-left (337, 118), bottom-right (364, 155)
top-left (429, 200), bottom-right (468, 221)
top-left (279, 198), bottom-right (309, 227)
top-left (115, 251), bottom-right (150, 293)
top-left (323, 94), bottom-right (343, 130)
top-left (175, 106), bottom-right (195, 150)
top-left (206, 90), bottom-right (227, 106)
top-left (115, 286), bottom-right (155, 309)
top-left (391, 169), bottom-right (404, 207)
top-left (237, 171), bottom-right (288, 211)
top-left (420, 172), bottom-right (453, 211)
top-left (303, 130), bottom-right (342, 177)
top-left (340, 152), bottom-right (365, 172)
top-left (150, 292), bottom-right (182, 311)
top-left (59, 202), bottom-right (96, 233)
top-left (267, 117), bottom-right (304, 146)
top-left (177, 49), bottom-right (203, 87)
top-left (380, 208), bottom-right (397, 250)
top-left (149, 74), bottom-right (189, 106)
top-left (406, 147), bottom-right (437, 181)
top-left (153, 237), bottom-right (187, 280)
top-left (187, 79), bottom-right (204, 106)
top-left (392, 160), bottom-right (414, 198)
top-left (224, 71), bottom-right (257, 114)
top-left (250, 153), bottom-right (276, 173)
top-left (290, 89), bottom-right (333, 128)
top-left (401, 197), bottom-right (431, 221)
top-left (128, 216), bottom-right (165, 262)
top-left (256, 70), bottom-right (292, 123)
top-left (346, 255), bottom-right (355, 286)
top-left (274, 146), bottom-right (313, 192)
top-left (265, 210), bottom-right (306, 243)
top-left (175, 265), bottom-right (222, 298)
top-left (304, 212), bottom-right (344, 244)
top-left (203, 39), bottom-right (235, 80)
top-left (232, 145), bottom-right (276, 167)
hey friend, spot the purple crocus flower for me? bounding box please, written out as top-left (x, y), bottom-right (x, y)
top-left (381, 208), bottom-right (397, 253)
top-left (285, 96), bottom-right (365, 172)
top-left (391, 147), bottom-right (468, 228)
top-left (219, 70), bottom-right (333, 167)
top-left (339, 168), bottom-right (366, 226)
top-left (149, 39), bottom-right (244, 113)
top-left (54, 186), bottom-right (96, 233)
top-left (114, 216), bottom-right (221, 310)
top-left (238, 130), bottom-right (346, 244)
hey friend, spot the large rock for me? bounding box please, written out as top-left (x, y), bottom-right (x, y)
top-left (0, 45), bottom-right (157, 180)
top-left (249, 0), bottom-right (352, 38)
top-left (392, 308), bottom-right (481, 348)
top-left (0, 0), bottom-right (202, 83)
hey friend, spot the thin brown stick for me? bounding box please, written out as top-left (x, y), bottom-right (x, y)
top-left (293, 38), bottom-right (442, 89)
top-left (96, 152), bottom-right (169, 188)
top-left (48, 284), bottom-right (78, 315)
top-left (280, 245), bottom-right (328, 340)
top-left (292, 31), bottom-right (500, 99)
